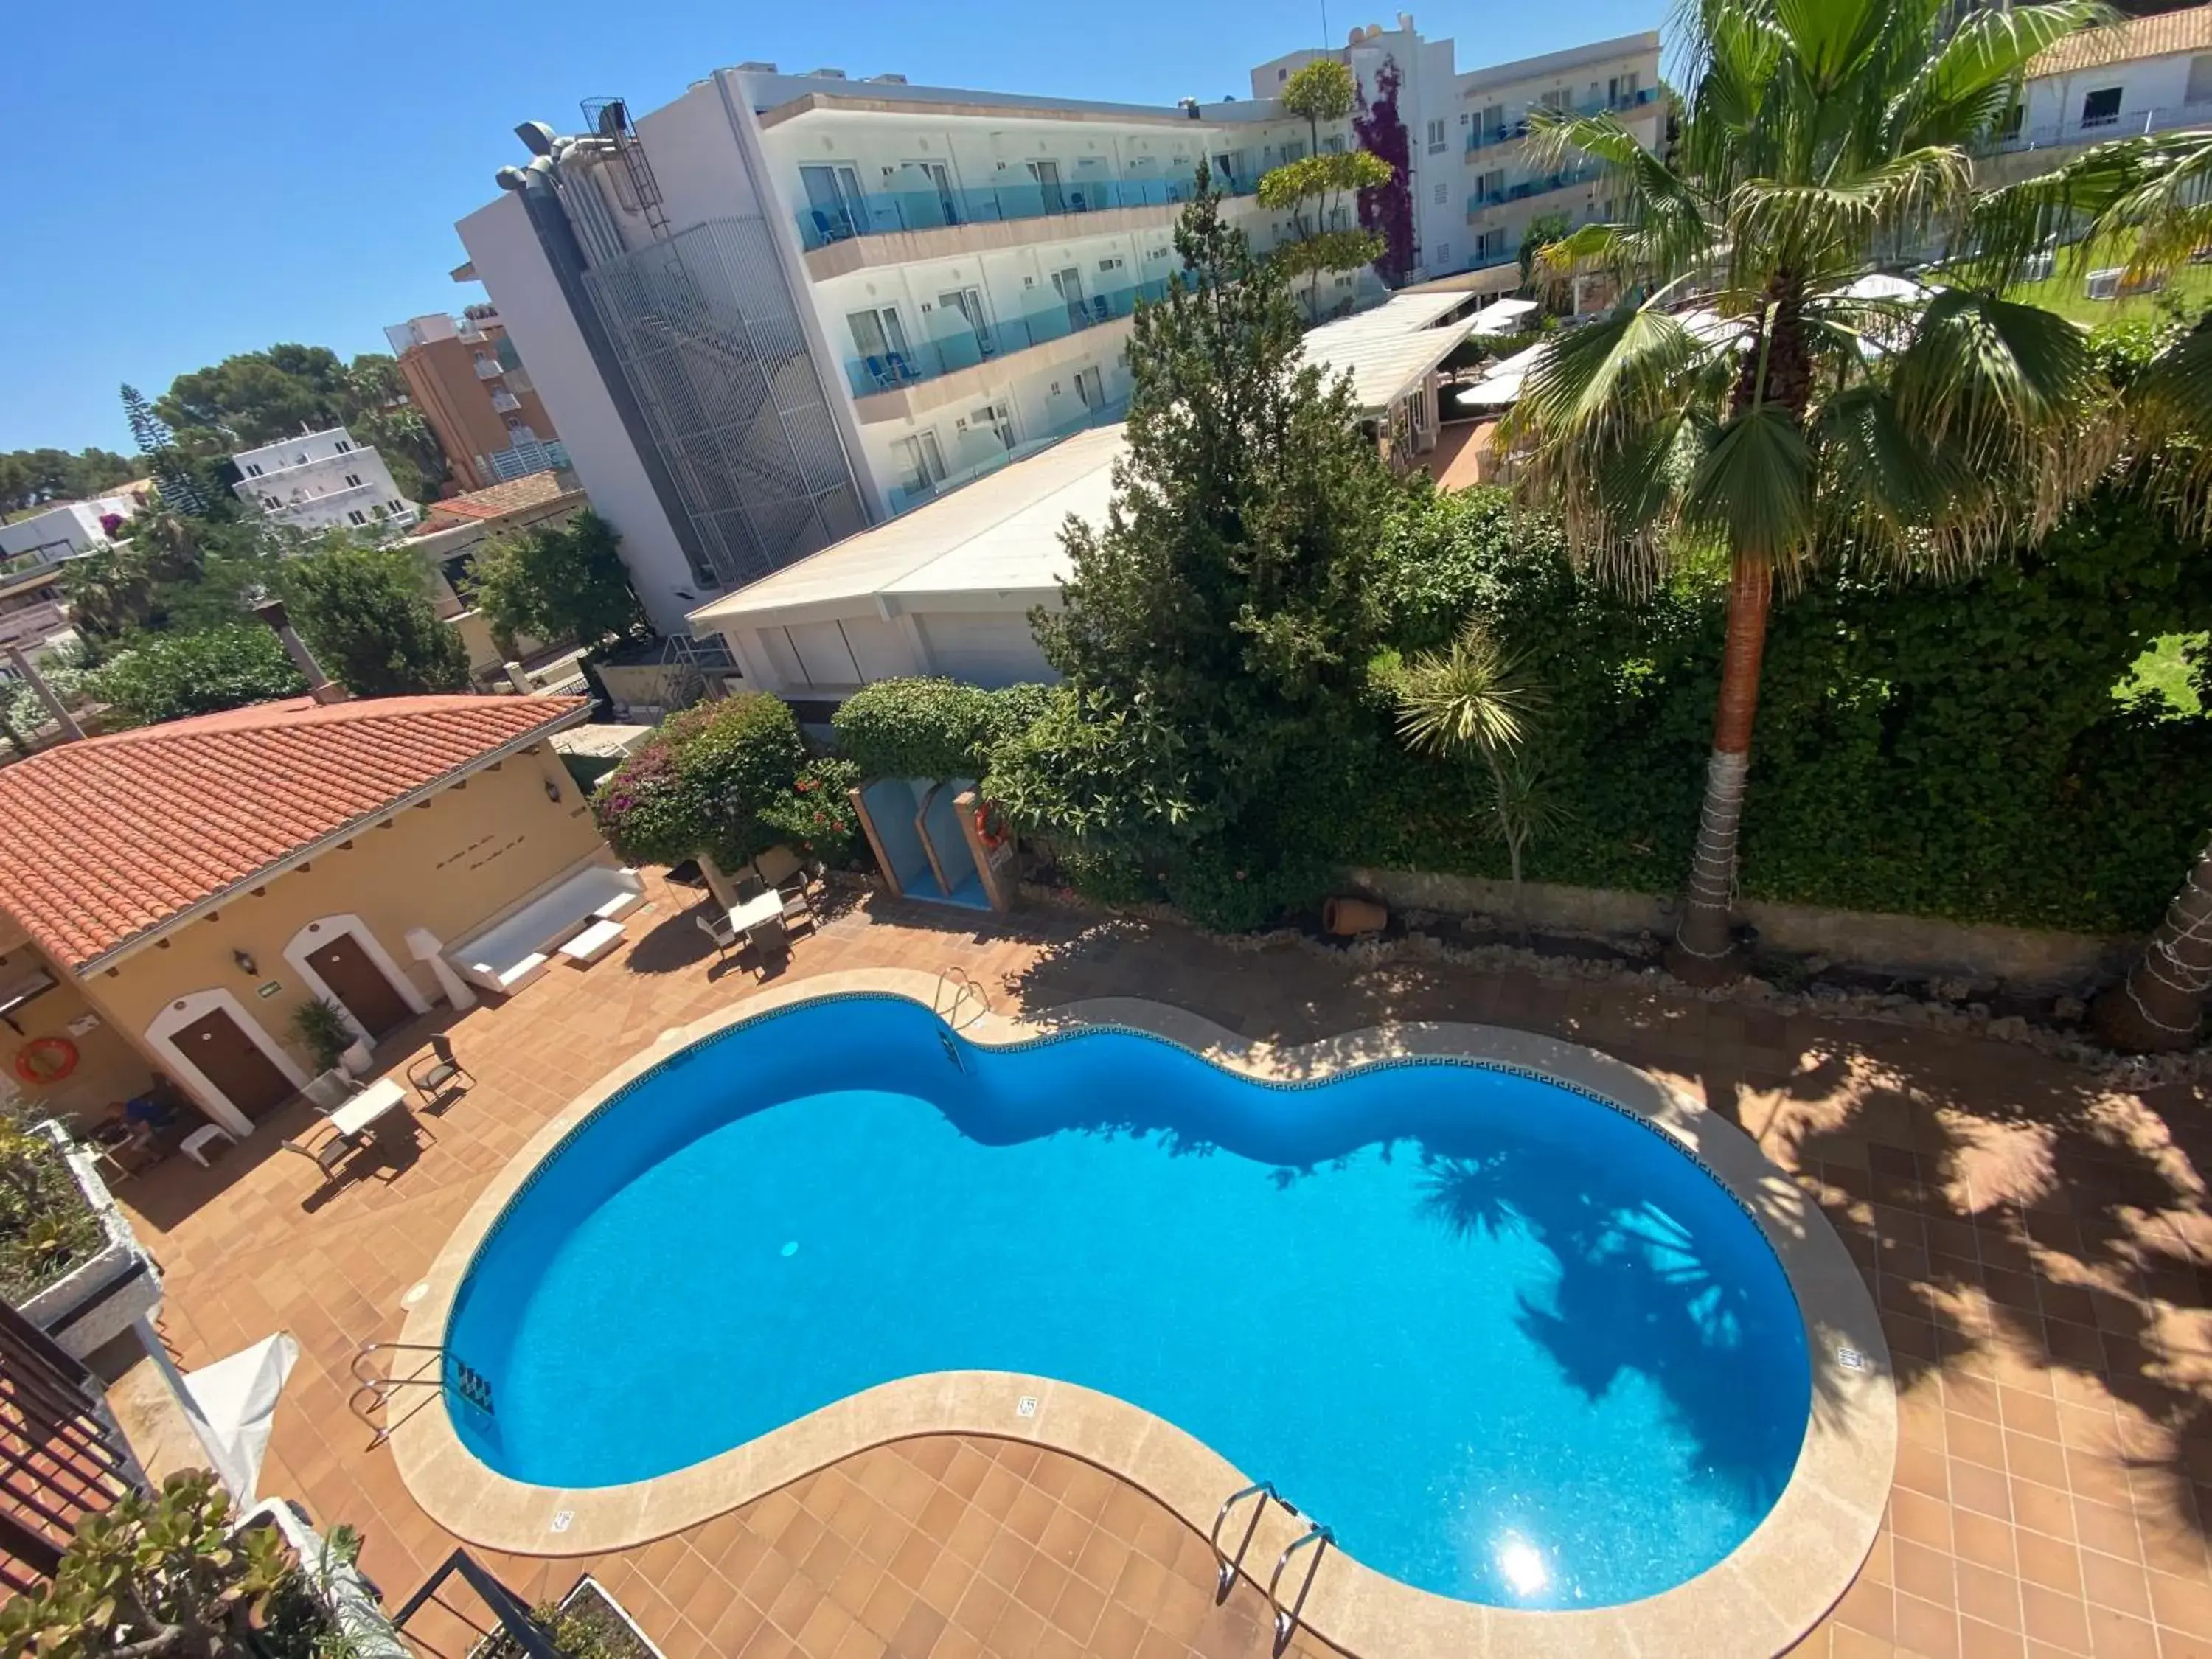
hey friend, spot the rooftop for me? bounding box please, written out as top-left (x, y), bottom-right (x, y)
top-left (0, 693), bottom-right (588, 973)
top-left (2028, 7), bottom-right (2212, 77)
top-left (413, 470), bottom-right (580, 530)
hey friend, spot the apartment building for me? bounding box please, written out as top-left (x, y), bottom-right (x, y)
top-left (454, 23), bottom-right (1664, 635)
top-left (383, 306), bottom-right (569, 490)
top-left (1983, 5), bottom-right (2212, 171)
top-left (230, 428), bottom-right (420, 535)
top-left (0, 490), bottom-right (143, 656)
top-left (1457, 32), bottom-right (1665, 298)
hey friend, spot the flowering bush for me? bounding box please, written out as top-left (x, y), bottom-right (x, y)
top-left (757, 757), bottom-right (863, 866)
top-left (591, 695), bottom-right (807, 869)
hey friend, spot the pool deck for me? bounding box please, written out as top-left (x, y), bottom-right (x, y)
top-left (109, 869), bottom-right (2212, 1658)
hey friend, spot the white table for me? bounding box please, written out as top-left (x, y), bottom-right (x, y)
top-left (728, 891), bottom-right (785, 933)
top-left (326, 1077), bottom-right (408, 1139)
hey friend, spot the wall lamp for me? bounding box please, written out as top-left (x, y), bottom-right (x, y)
top-left (232, 949), bottom-right (259, 976)
top-left (544, 774), bottom-right (564, 803)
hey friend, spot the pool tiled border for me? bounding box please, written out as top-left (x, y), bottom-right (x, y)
top-left (390, 969), bottom-right (1896, 1658)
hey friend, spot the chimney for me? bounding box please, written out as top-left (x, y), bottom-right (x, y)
top-left (5, 645), bottom-right (86, 742)
top-left (253, 600), bottom-right (349, 704)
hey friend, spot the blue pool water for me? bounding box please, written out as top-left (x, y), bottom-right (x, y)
top-left (448, 995), bottom-right (1810, 1609)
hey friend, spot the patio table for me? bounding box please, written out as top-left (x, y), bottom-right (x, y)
top-left (325, 1077), bottom-right (408, 1140)
top-left (727, 891), bottom-right (785, 934)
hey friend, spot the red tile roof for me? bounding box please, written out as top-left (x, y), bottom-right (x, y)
top-left (2029, 7), bottom-right (2212, 77)
top-left (0, 694), bottom-right (589, 972)
top-left (416, 471), bottom-right (577, 528)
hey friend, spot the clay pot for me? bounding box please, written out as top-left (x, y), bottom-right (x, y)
top-left (1323, 895), bottom-right (1388, 936)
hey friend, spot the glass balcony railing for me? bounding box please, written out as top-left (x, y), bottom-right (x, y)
top-left (844, 274), bottom-right (1173, 400)
top-left (1466, 164), bottom-right (1604, 217)
top-left (796, 170), bottom-right (1258, 252)
top-left (1465, 86), bottom-right (1658, 152)
top-left (885, 393), bottom-right (1130, 516)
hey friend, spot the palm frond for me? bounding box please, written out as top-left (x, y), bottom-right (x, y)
top-left (1394, 621), bottom-right (1543, 760)
top-left (1682, 404), bottom-right (1814, 567)
top-left (1728, 147), bottom-right (1973, 265)
top-left (1892, 1), bottom-right (2107, 147)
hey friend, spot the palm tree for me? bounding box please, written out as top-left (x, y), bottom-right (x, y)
top-left (1506, 0), bottom-right (2206, 979)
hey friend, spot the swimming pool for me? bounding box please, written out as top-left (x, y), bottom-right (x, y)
top-left (443, 991), bottom-right (1814, 1611)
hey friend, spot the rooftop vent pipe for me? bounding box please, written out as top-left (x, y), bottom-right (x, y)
top-left (253, 600), bottom-right (349, 704)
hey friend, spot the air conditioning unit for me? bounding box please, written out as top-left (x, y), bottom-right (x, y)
top-left (2085, 268), bottom-right (2124, 300)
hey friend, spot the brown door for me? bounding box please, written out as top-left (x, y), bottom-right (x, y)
top-left (175, 1009), bottom-right (295, 1119)
top-left (308, 933), bottom-right (412, 1040)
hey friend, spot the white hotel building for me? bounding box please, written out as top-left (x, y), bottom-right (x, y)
top-left (230, 428), bottom-right (420, 535)
top-left (454, 22), bottom-right (1663, 635)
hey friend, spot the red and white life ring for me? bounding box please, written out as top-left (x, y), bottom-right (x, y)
top-left (14, 1037), bottom-right (78, 1086)
top-left (973, 801), bottom-right (1009, 852)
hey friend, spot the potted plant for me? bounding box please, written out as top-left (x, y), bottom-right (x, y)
top-left (4, 1115), bottom-right (163, 1358)
top-left (289, 998), bottom-right (364, 1079)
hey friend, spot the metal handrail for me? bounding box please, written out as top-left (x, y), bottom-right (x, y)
top-left (1267, 1521), bottom-right (1335, 1652)
top-left (347, 1341), bottom-right (463, 1447)
top-left (1208, 1480), bottom-right (1279, 1601)
top-left (934, 966), bottom-right (993, 1030)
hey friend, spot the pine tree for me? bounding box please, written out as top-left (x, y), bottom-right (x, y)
top-left (119, 384), bottom-right (211, 518)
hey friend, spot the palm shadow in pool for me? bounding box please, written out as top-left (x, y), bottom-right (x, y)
top-left (1418, 1150), bottom-right (1806, 1508)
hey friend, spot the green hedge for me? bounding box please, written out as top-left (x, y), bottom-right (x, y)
top-left (832, 678), bottom-right (1051, 781)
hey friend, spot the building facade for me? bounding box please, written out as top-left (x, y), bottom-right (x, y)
top-left (230, 428), bottom-right (421, 535)
top-left (384, 306), bottom-right (569, 490)
top-left (1983, 7), bottom-right (2212, 170)
top-left (0, 490), bottom-right (143, 656)
top-left (455, 22), bottom-right (1664, 636)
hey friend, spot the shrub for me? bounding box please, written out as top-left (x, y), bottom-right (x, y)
top-left (756, 757), bottom-right (865, 868)
top-left (591, 694), bottom-right (807, 869)
top-left (0, 1114), bottom-right (104, 1304)
top-left (86, 625), bottom-right (305, 726)
top-left (1164, 841), bottom-right (1333, 933)
top-left (279, 538), bottom-right (469, 697)
top-left (1057, 847), bottom-right (1160, 909)
top-left (831, 678), bottom-right (1046, 782)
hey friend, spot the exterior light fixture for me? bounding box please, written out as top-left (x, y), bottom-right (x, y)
top-left (544, 776), bottom-right (563, 802)
top-left (232, 949), bottom-right (258, 976)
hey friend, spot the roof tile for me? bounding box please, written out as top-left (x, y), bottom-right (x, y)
top-left (0, 694), bottom-right (588, 971)
top-left (2028, 8), bottom-right (2212, 80)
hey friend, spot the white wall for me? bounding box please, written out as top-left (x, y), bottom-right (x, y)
top-left (0, 500), bottom-right (127, 563)
top-left (458, 189), bottom-right (703, 635)
top-left (235, 442), bottom-right (417, 535)
top-left (2023, 49), bottom-right (2212, 139)
top-left (709, 598), bottom-right (1055, 697)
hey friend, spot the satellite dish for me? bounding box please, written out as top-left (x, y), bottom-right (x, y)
top-left (515, 121), bottom-right (557, 157)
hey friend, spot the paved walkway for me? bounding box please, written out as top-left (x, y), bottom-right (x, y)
top-left (114, 872), bottom-right (2212, 1658)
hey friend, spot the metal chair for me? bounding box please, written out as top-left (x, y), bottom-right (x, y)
top-left (695, 911), bottom-right (741, 964)
top-left (279, 1127), bottom-right (367, 1191)
top-left (406, 1034), bottom-right (473, 1111)
top-left (777, 880), bottom-right (817, 938)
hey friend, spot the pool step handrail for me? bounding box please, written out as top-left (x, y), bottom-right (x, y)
top-left (347, 1340), bottom-right (492, 1447)
top-left (1267, 1520), bottom-right (1335, 1653)
top-left (933, 966), bottom-right (993, 1030)
top-left (1208, 1479), bottom-right (1281, 1601)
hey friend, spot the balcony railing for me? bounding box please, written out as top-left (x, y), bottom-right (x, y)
top-left (490, 389), bottom-right (522, 413)
top-left (1980, 99), bottom-right (2212, 156)
top-left (1466, 86), bottom-right (1658, 152)
top-left (1467, 164), bottom-right (1604, 217)
top-left (845, 274), bottom-right (1172, 400)
top-left (473, 358), bottom-right (503, 380)
top-left (797, 170), bottom-right (1258, 252)
top-left (0, 544), bottom-right (81, 582)
top-left (886, 393), bottom-right (1130, 515)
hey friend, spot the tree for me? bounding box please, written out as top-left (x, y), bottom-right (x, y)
top-left (153, 344), bottom-right (453, 487)
top-left (1505, 0), bottom-right (2174, 979)
top-left (1259, 60), bottom-right (1391, 319)
top-left (1517, 210), bottom-right (1572, 295)
top-left (469, 509), bottom-right (645, 655)
top-left (86, 625), bottom-right (306, 726)
top-left (1394, 620), bottom-right (1558, 911)
top-left (0, 448), bottom-right (137, 516)
top-left (278, 538), bottom-right (468, 696)
top-left (987, 173), bottom-right (1405, 928)
top-left (1353, 57), bottom-right (1417, 286)
top-left (121, 385), bottom-right (212, 518)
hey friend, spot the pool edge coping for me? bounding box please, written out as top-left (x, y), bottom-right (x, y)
top-left (389, 967), bottom-right (1896, 1659)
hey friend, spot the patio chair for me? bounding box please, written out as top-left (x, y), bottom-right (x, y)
top-left (406, 1034), bottom-right (473, 1111)
top-left (278, 1127), bottom-right (366, 1191)
top-left (777, 879), bottom-right (817, 939)
top-left (695, 911), bottom-right (741, 964)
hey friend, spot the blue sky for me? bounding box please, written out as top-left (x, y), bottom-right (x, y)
top-left (4, 0), bottom-right (1659, 454)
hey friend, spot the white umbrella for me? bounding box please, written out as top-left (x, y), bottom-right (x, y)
top-left (180, 1332), bottom-right (299, 1506)
top-left (1455, 341), bottom-right (1548, 409)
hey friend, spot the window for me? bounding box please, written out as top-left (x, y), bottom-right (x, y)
top-left (244, 462), bottom-right (263, 478)
top-left (1609, 72), bottom-right (1640, 107)
top-left (1278, 66), bottom-right (1287, 82)
top-left (1074, 365), bottom-right (1105, 409)
top-left (846, 307), bottom-right (912, 380)
top-left (1281, 138), bottom-right (1306, 163)
top-left (893, 431), bottom-right (947, 497)
top-left (1433, 181), bottom-right (1448, 205)
top-left (2187, 53), bottom-right (2212, 105)
top-left (333, 439), bottom-right (352, 453)
top-left (1323, 133), bottom-right (1345, 153)
top-left (344, 473), bottom-right (363, 488)
top-left (1475, 227), bottom-right (1508, 262)
top-left (2080, 86), bottom-right (2122, 128)
top-left (1434, 240), bottom-right (1450, 263)
top-left (388, 498), bottom-right (404, 512)
top-left (1477, 167), bottom-right (1506, 204)
top-left (1997, 103), bottom-right (2024, 140)
top-left (262, 495), bottom-right (279, 511)
top-left (1426, 117), bottom-right (1447, 153)
top-left (346, 509), bottom-right (367, 526)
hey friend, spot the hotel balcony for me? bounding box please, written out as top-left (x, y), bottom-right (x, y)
top-left (1465, 86), bottom-right (1658, 153)
top-left (1467, 164), bottom-right (1604, 221)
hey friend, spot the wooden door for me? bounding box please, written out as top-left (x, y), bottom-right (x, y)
top-left (174, 1009), bottom-right (294, 1119)
top-left (309, 934), bottom-right (411, 1040)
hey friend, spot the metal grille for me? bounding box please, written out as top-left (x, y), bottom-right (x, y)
top-left (582, 215), bottom-right (865, 589)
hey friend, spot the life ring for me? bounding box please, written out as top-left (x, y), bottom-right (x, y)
top-left (14, 1037), bottom-right (78, 1086)
top-left (973, 801), bottom-right (1009, 852)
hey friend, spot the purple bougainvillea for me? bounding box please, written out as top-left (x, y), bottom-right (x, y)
top-left (1354, 57), bottom-right (1416, 287)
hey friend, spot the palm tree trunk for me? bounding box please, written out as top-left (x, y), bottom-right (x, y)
top-left (2091, 832), bottom-right (2212, 1051)
top-left (1669, 554), bottom-right (1773, 975)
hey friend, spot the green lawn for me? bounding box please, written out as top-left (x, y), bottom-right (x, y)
top-left (2118, 632), bottom-right (2208, 716)
top-left (2008, 262), bottom-right (2212, 328)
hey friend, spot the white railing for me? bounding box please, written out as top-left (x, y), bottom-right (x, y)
top-left (1986, 100), bottom-right (2212, 155)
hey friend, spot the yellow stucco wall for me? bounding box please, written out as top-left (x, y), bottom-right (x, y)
top-left (76, 740), bottom-right (607, 1089)
top-left (1, 954), bottom-right (163, 1130)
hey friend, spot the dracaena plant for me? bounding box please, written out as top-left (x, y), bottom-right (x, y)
top-left (1503, 0), bottom-right (2210, 977)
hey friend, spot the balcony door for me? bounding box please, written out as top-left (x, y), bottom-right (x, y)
top-left (935, 287), bottom-right (994, 369)
top-left (846, 307), bottom-right (913, 388)
top-left (1027, 159), bottom-right (1067, 215)
top-left (1051, 267), bottom-right (1088, 331)
top-left (1073, 366), bottom-right (1105, 411)
top-left (799, 163), bottom-right (865, 241)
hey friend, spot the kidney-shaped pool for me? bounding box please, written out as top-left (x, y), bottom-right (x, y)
top-left (445, 993), bottom-right (1812, 1610)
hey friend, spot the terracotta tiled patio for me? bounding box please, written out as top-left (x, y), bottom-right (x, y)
top-left (111, 870), bottom-right (2212, 1658)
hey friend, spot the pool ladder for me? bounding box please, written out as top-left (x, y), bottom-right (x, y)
top-left (1210, 1481), bottom-right (1335, 1653)
top-left (933, 966), bottom-right (993, 1031)
top-left (347, 1341), bottom-right (492, 1448)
